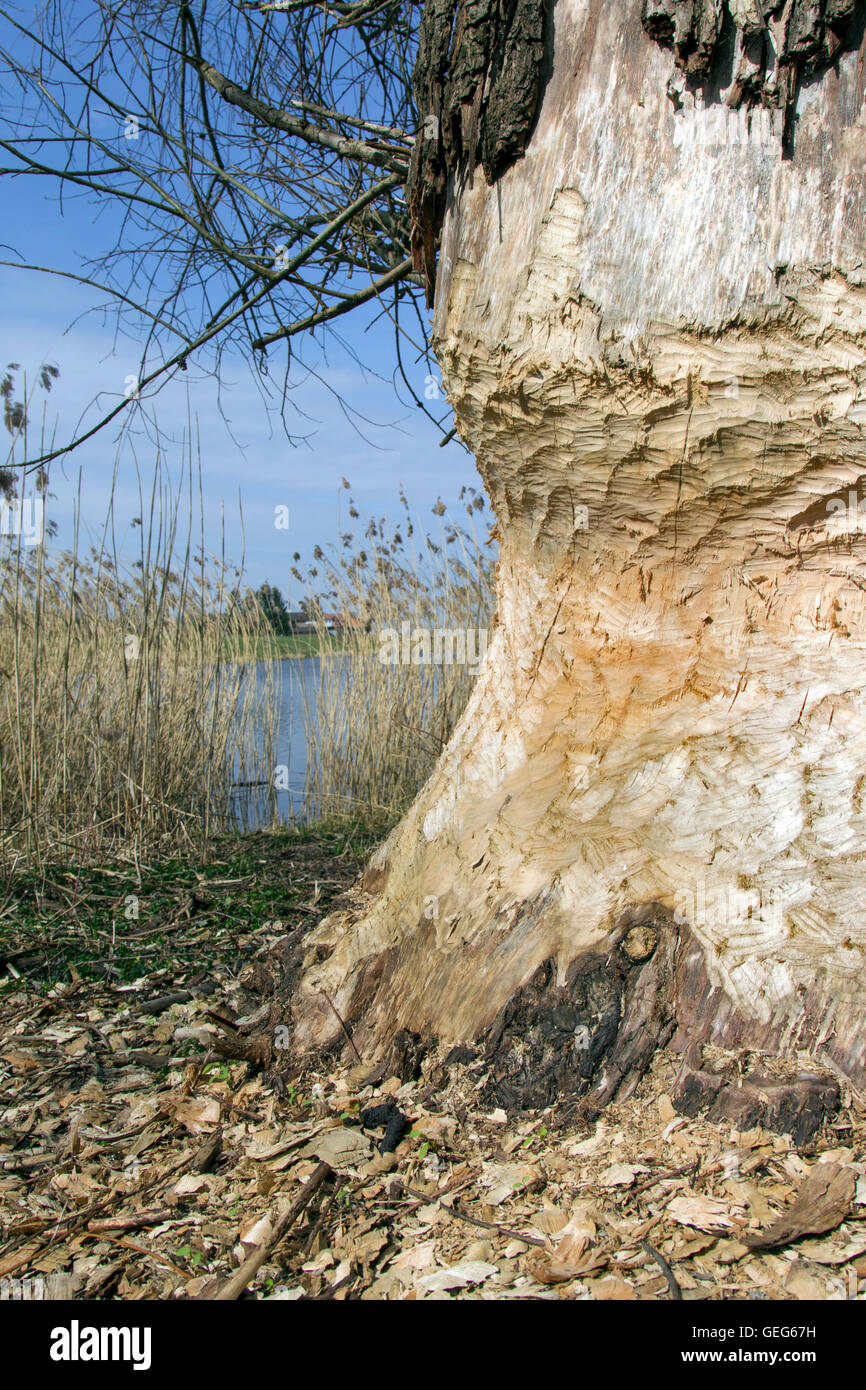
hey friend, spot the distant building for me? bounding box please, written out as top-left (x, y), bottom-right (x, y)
top-left (327, 612), bottom-right (364, 632)
top-left (286, 611), bottom-right (316, 634)
top-left (286, 610), bottom-right (362, 634)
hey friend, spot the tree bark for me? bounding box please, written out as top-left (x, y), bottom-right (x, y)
top-left (290, 0), bottom-right (866, 1101)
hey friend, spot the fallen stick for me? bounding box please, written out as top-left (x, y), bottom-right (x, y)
top-left (208, 1161), bottom-right (332, 1301)
top-left (631, 1159), bottom-right (699, 1196)
top-left (303, 1174), bottom-right (345, 1256)
top-left (400, 1183), bottom-right (547, 1249)
top-left (82, 1232), bottom-right (190, 1279)
top-left (639, 1238), bottom-right (683, 1300)
top-left (140, 991), bottom-right (193, 1015)
top-left (86, 1207), bottom-right (175, 1235)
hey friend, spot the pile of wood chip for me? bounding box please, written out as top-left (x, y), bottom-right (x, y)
top-left (2, 952), bottom-right (865, 1300)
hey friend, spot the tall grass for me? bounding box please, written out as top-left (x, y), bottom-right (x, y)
top-left (0, 454), bottom-right (276, 868)
top-left (295, 484), bottom-right (496, 826)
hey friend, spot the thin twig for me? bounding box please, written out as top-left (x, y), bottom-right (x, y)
top-left (320, 989), bottom-right (362, 1063)
top-left (208, 1161), bottom-right (332, 1301)
top-left (400, 1184), bottom-right (546, 1249)
top-left (639, 1238), bottom-right (683, 1300)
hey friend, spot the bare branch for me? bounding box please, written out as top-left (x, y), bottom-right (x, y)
top-left (252, 256), bottom-right (413, 348)
top-left (190, 57), bottom-right (410, 175)
top-left (0, 0), bottom-right (451, 462)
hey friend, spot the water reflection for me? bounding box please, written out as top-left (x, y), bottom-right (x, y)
top-left (230, 656), bottom-right (317, 828)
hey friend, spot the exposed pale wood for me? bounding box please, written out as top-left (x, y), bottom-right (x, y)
top-left (291, 0), bottom-right (866, 1093)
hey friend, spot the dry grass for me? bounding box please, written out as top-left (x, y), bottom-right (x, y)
top-left (0, 459), bottom-right (276, 868)
top-left (294, 484), bottom-right (496, 825)
top-left (0, 428), bottom-right (497, 861)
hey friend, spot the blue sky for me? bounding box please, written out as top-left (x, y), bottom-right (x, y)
top-left (0, 25), bottom-right (480, 598)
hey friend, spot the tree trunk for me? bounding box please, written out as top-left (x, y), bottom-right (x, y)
top-left (289, 0), bottom-right (866, 1104)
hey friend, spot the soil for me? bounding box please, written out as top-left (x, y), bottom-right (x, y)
top-left (2, 825), bottom-right (865, 1302)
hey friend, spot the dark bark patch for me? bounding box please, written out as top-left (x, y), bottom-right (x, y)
top-left (642, 0), bottom-right (866, 157)
top-left (481, 902), bottom-right (679, 1113)
top-left (407, 0), bottom-right (549, 303)
top-left (383, 1027), bottom-right (427, 1081)
top-left (361, 860), bottom-right (390, 896)
top-left (478, 903), bottom-right (841, 1142)
top-left (672, 1062), bottom-right (840, 1145)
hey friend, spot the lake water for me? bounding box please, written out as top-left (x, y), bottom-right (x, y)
top-left (229, 656), bottom-right (319, 829)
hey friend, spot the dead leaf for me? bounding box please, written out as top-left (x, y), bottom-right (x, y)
top-left (171, 1097), bottom-right (220, 1134)
top-left (416, 1260), bottom-right (498, 1293)
top-left (745, 1162), bottom-right (855, 1251)
top-left (798, 1231), bottom-right (866, 1266)
top-left (589, 1275), bottom-right (635, 1300)
top-left (666, 1194), bottom-right (737, 1232)
top-left (724, 1179), bottom-right (777, 1223)
top-left (303, 1127), bottom-right (373, 1169)
top-left (658, 1093), bottom-right (676, 1123)
top-left (389, 1240), bottom-right (437, 1273)
top-left (238, 1213), bottom-right (272, 1247)
top-left (784, 1262), bottom-right (830, 1300)
top-left (347, 1228), bottom-right (388, 1262)
top-left (525, 1240), bottom-right (608, 1284)
top-left (531, 1206), bottom-right (569, 1236)
top-left (174, 1174), bottom-right (208, 1196)
top-left (599, 1163), bottom-right (642, 1189)
top-left (1, 1049), bottom-right (39, 1071)
top-left (480, 1162), bottom-right (541, 1206)
top-left (245, 1122), bottom-right (331, 1161)
top-left (411, 1115), bottom-right (458, 1146)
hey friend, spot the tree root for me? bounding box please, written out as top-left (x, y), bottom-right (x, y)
top-left (225, 900), bottom-right (843, 1146)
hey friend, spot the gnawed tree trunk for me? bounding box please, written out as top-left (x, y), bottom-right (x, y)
top-left (288, 0), bottom-right (866, 1113)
